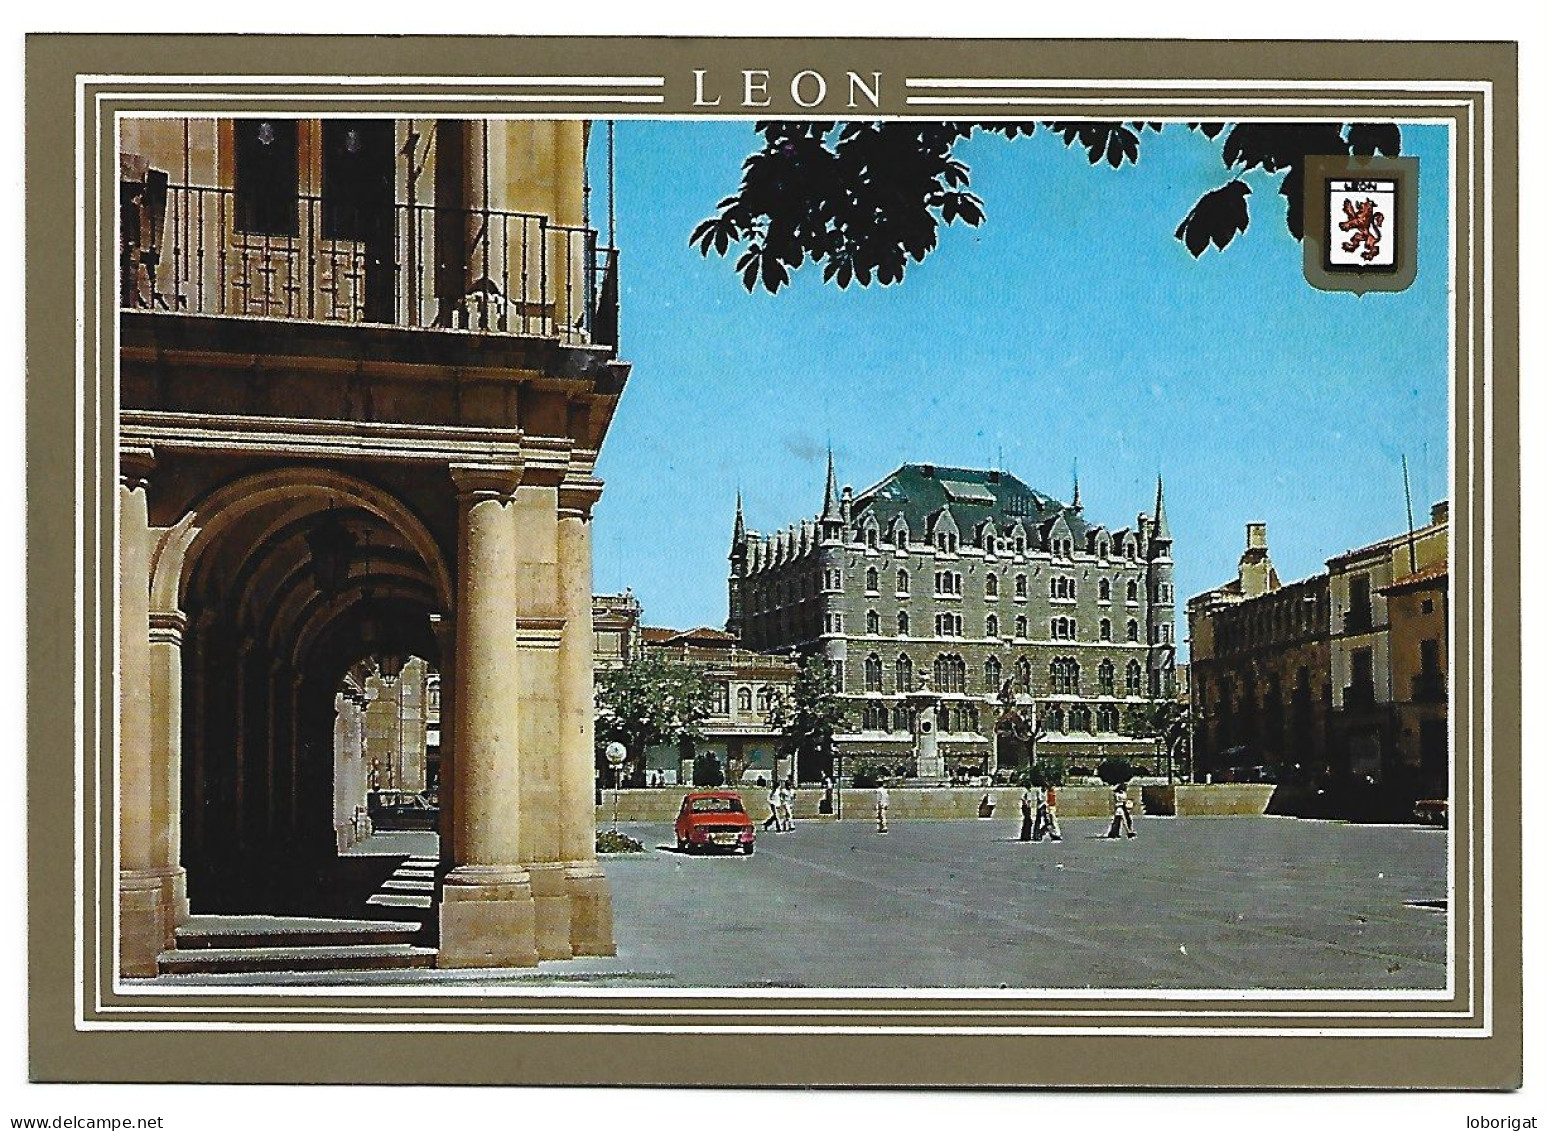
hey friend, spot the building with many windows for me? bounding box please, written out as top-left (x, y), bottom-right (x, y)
top-left (728, 460), bottom-right (1178, 778)
top-left (1188, 504), bottom-right (1449, 800)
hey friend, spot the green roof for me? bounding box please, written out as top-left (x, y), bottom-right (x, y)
top-left (850, 464), bottom-right (1087, 538)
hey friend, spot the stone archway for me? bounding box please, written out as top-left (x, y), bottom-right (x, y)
top-left (119, 456), bottom-right (616, 975)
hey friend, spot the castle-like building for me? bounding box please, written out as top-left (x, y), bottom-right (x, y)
top-left (728, 459), bottom-right (1178, 778)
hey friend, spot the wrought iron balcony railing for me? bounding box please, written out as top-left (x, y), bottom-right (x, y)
top-left (119, 182), bottom-right (619, 351)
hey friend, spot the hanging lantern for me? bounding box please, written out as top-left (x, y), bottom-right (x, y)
top-left (377, 653), bottom-right (406, 682)
top-left (305, 509), bottom-right (355, 596)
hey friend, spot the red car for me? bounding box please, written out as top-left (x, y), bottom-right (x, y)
top-left (675, 791), bottom-right (756, 855)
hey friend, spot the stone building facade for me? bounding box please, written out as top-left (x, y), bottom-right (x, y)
top-left (1188, 504), bottom-right (1449, 797)
top-left (1187, 524), bottom-right (1334, 779)
top-left (116, 116), bottom-right (626, 974)
top-left (1327, 504), bottom-right (1449, 790)
top-left (637, 627), bottom-right (799, 785)
top-left (729, 461), bottom-right (1177, 778)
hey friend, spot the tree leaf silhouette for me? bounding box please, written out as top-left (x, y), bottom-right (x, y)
top-left (1174, 181), bottom-right (1251, 257)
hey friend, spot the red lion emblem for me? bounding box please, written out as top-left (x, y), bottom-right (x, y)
top-left (1338, 197), bottom-right (1385, 261)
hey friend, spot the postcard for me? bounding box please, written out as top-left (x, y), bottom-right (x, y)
top-left (23, 35), bottom-right (1519, 1088)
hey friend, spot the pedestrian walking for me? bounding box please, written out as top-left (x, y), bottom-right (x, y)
top-left (778, 778), bottom-right (796, 832)
top-left (819, 774), bottom-right (835, 815)
top-left (1019, 788), bottom-right (1035, 842)
top-left (1106, 782), bottom-right (1136, 838)
top-left (1044, 783), bottom-right (1063, 841)
top-left (875, 783), bottom-right (890, 833)
top-left (763, 781), bottom-right (781, 831)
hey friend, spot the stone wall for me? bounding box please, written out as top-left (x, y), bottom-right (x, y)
top-left (596, 785), bottom-right (1137, 823)
top-left (1140, 783), bottom-right (1276, 816)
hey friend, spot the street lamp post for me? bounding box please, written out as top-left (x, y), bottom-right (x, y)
top-left (604, 741), bottom-right (627, 832)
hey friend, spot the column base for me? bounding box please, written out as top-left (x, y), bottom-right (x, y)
top-left (565, 859), bottom-right (616, 957)
top-left (526, 862), bottom-right (574, 961)
top-left (119, 867), bottom-right (182, 978)
top-left (437, 865), bottom-right (539, 969)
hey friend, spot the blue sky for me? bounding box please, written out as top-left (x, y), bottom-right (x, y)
top-left (587, 121), bottom-right (1451, 649)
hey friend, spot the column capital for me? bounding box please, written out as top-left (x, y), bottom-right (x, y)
top-left (558, 477), bottom-right (605, 518)
top-left (120, 446), bottom-right (155, 490)
top-left (449, 462), bottom-right (524, 502)
top-left (521, 461), bottom-right (570, 489)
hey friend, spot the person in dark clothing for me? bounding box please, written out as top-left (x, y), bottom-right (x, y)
top-left (1019, 788), bottom-right (1035, 842)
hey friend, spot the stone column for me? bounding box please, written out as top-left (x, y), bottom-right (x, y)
top-left (511, 466), bottom-right (572, 961)
top-left (119, 448), bottom-right (172, 976)
top-left (558, 476), bottom-right (615, 955)
top-left (147, 609), bottom-right (189, 931)
top-left (438, 464), bottom-right (538, 968)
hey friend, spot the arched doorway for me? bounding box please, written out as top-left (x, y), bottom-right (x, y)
top-left (166, 473), bottom-right (450, 917)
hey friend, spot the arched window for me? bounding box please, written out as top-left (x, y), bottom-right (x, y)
top-left (1015, 656), bottom-right (1032, 689)
top-left (867, 528), bottom-right (880, 549)
top-left (986, 613), bottom-right (999, 637)
top-left (934, 653), bottom-right (966, 693)
top-left (896, 653), bottom-right (914, 693)
top-left (757, 686), bottom-right (775, 712)
top-left (1099, 577), bottom-right (1111, 602)
top-left (1015, 574), bottom-right (1028, 599)
top-left (1126, 660), bottom-right (1143, 696)
top-left (865, 567), bottom-right (879, 593)
top-left (1127, 578), bottom-right (1139, 602)
top-left (897, 568), bottom-right (909, 595)
top-left (866, 609), bottom-right (881, 634)
top-left (1100, 618), bottom-right (1112, 642)
top-left (712, 684), bottom-right (729, 715)
top-left (1070, 704), bottom-right (1094, 734)
top-left (1097, 704), bottom-right (1120, 732)
top-left (985, 573), bottom-right (999, 598)
top-left (985, 655), bottom-right (1003, 691)
top-left (1050, 658), bottom-right (1080, 695)
top-left (1049, 577), bottom-right (1060, 600)
top-left (1015, 615), bottom-right (1028, 638)
top-left (865, 653), bottom-right (884, 692)
top-left (1127, 619), bottom-right (1139, 642)
top-left (897, 610), bottom-right (910, 635)
top-left (737, 687), bottom-right (753, 712)
top-left (1045, 704), bottom-right (1067, 734)
top-left (1098, 660), bottom-right (1116, 695)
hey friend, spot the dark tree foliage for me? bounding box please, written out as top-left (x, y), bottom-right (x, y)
top-left (692, 120), bottom-right (1402, 291)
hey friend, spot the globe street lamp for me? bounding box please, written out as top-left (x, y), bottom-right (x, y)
top-left (604, 741), bottom-right (627, 832)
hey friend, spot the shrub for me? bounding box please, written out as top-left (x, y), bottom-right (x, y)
top-left (1013, 761), bottom-right (1066, 788)
top-left (1097, 758), bottom-right (1138, 786)
top-left (852, 767), bottom-right (887, 789)
top-left (596, 829), bottom-right (645, 854)
top-left (691, 752), bottom-right (725, 787)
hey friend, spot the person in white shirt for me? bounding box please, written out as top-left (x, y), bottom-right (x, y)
top-left (875, 784), bottom-right (890, 833)
top-left (777, 779), bottom-right (796, 832)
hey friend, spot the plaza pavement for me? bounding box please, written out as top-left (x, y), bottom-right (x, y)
top-left (156, 815), bottom-right (1448, 990)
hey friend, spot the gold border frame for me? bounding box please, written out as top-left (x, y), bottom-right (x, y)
top-left (24, 36), bottom-right (1520, 1087)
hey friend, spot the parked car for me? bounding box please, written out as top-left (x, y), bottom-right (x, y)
top-left (368, 789), bottom-right (439, 831)
top-left (1414, 799), bottom-right (1449, 828)
top-left (674, 791), bottom-right (756, 855)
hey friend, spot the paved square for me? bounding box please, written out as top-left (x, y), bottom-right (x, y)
top-left (595, 815), bottom-right (1448, 991)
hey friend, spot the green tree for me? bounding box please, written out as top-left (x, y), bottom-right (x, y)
top-left (595, 657), bottom-right (714, 782)
top-left (693, 121), bottom-right (1402, 292)
top-left (691, 751), bottom-right (726, 787)
top-left (766, 655), bottom-right (844, 783)
top-left (1121, 700), bottom-right (1194, 781)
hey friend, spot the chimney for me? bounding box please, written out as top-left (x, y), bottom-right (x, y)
top-left (1238, 522), bottom-right (1277, 599)
top-left (1430, 500), bottom-right (1449, 527)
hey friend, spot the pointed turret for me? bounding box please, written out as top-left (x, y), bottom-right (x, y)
top-left (819, 447), bottom-right (844, 542)
top-left (1071, 462), bottom-right (1083, 513)
top-left (821, 448), bottom-right (841, 520)
top-left (730, 490), bottom-right (746, 553)
top-left (1153, 474), bottom-right (1171, 542)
